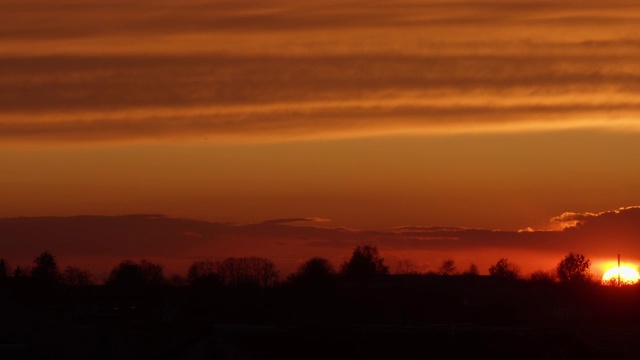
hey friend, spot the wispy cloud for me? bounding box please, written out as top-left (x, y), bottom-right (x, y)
top-left (1, 0), bottom-right (640, 144)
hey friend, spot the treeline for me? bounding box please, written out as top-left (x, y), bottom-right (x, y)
top-left (0, 245), bottom-right (601, 289)
top-left (0, 253), bottom-right (280, 289)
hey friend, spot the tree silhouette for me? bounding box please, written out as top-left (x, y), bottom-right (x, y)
top-left (107, 259), bottom-right (165, 289)
top-left (13, 265), bottom-right (26, 278)
top-left (340, 245), bottom-right (389, 280)
top-left (187, 260), bottom-right (222, 288)
top-left (438, 259), bottom-right (456, 275)
top-left (529, 270), bottom-right (557, 285)
top-left (62, 266), bottom-right (94, 286)
top-left (462, 263), bottom-right (479, 276)
top-left (488, 258), bottom-right (520, 279)
top-left (216, 257), bottom-right (279, 288)
top-left (107, 260), bottom-right (143, 288)
top-left (139, 260), bottom-right (165, 286)
top-left (167, 273), bottom-right (188, 287)
top-left (31, 251), bottom-right (60, 285)
top-left (556, 252), bottom-right (591, 284)
top-left (247, 257), bottom-right (279, 288)
top-left (0, 259), bottom-right (8, 280)
top-left (287, 257), bottom-right (336, 287)
top-left (395, 259), bottom-right (419, 275)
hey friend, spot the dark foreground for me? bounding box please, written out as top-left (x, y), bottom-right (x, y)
top-left (2, 275), bottom-right (640, 360)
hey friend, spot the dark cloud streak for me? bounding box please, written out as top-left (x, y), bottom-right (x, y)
top-left (2, 53), bottom-right (640, 113)
top-left (2, 0), bottom-right (640, 40)
top-left (2, 51), bottom-right (640, 142)
top-left (261, 217), bottom-right (331, 225)
top-left (2, 0), bottom-right (640, 143)
top-left (1, 207), bottom-right (639, 276)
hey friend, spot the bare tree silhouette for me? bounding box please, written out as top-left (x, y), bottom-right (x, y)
top-left (216, 257), bottom-right (279, 288)
top-left (489, 258), bottom-right (520, 279)
top-left (395, 259), bottom-right (419, 275)
top-left (438, 259), bottom-right (456, 275)
top-left (462, 263), bottom-right (479, 276)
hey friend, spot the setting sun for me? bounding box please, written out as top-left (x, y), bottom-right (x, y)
top-left (602, 266), bottom-right (640, 285)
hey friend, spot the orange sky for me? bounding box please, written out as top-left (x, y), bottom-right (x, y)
top-left (1, 0), bottom-right (640, 279)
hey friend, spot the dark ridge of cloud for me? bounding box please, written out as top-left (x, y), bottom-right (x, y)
top-left (390, 226), bottom-right (487, 233)
top-left (2, 207), bottom-right (640, 275)
top-left (2, 53), bottom-right (640, 113)
top-left (0, 0), bottom-right (404, 40)
top-left (520, 15), bottom-right (640, 26)
top-left (0, 214), bottom-right (225, 258)
top-left (552, 206), bottom-right (640, 228)
top-left (1, 0), bottom-right (639, 41)
top-left (261, 217), bottom-right (331, 225)
top-left (327, 228), bottom-right (559, 252)
top-left (554, 207), bottom-right (640, 258)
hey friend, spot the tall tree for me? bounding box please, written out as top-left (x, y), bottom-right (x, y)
top-left (31, 251), bottom-right (60, 285)
top-left (340, 245), bottom-right (389, 280)
top-left (556, 252), bottom-right (591, 283)
top-left (488, 258), bottom-right (520, 279)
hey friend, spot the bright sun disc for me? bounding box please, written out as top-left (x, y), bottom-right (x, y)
top-left (602, 266), bottom-right (640, 285)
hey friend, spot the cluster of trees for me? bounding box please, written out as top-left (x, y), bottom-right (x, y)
top-left (0, 253), bottom-right (281, 289)
top-left (187, 257), bottom-right (279, 288)
top-left (430, 252), bottom-right (593, 285)
top-left (393, 252), bottom-right (594, 285)
top-left (0, 246), bottom-right (598, 289)
top-left (288, 245), bottom-right (542, 286)
top-left (0, 252), bottom-right (93, 286)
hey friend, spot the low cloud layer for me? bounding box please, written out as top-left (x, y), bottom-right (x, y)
top-left (1, 0), bottom-right (640, 144)
top-left (2, 206), bottom-right (639, 278)
top-left (261, 217), bottom-right (331, 225)
top-left (551, 206), bottom-right (640, 228)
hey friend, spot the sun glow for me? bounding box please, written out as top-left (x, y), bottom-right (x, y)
top-left (602, 265), bottom-right (640, 285)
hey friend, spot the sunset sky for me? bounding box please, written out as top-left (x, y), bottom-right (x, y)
top-left (2, 0), bottom-right (640, 279)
